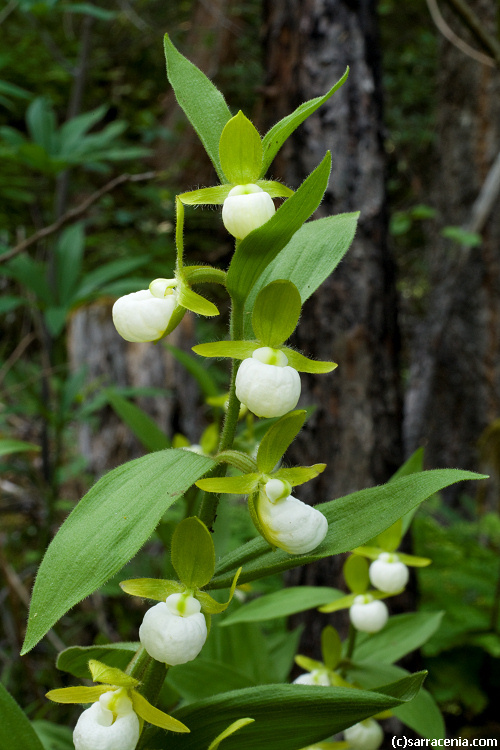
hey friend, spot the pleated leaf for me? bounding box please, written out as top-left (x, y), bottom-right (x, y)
top-left (57, 643), bottom-right (138, 680)
top-left (220, 587), bottom-right (343, 627)
top-left (0, 681), bottom-right (45, 750)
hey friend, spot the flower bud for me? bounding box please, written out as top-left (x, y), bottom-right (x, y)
top-left (343, 719), bottom-right (384, 750)
top-left (235, 348), bottom-right (301, 418)
top-left (293, 669), bottom-right (330, 686)
top-left (73, 689), bottom-right (140, 750)
top-left (257, 489), bottom-right (328, 555)
top-left (349, 594), bottom-right (388, 634)
top-left (369, 552), bottom-right (409, 594)
top-left (139, 592), bottom-right (207, 665)
top-left (222, 184), bottom-right (275, 239)
top-left (112, 279), bottom-right (178, 343)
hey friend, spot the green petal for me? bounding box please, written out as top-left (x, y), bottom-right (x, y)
top-left (343, 555), bottom-right (369, 595)
top-left (321, 626), bottom-right (342, 671)
top-left (196, 474), bottom-right (261, 495)
top-left (171, 517), bottom-right (215, 589)
top-left (281, 347), bottom-right (337, 374)
top-left (256, 410), bottom-right (306, 474)
top-left (192, 340), bottom-right (258, 360)
top-left (272, 465), bottom-right (326, 486)
top-left (252, 280), bottom-right (301, 348)
top-left (256, 180), bottom-right (294, 198)
top-left (119, 578), bottom-right (184, 601)
top-left (46, 685), bottom-right (110, 704)
top-left (88, 660), bottom-right (139, 689)
top-left (219, 111), bottom-right (262, 184)
top-left (294, 655), bottom-right (324, 673)
top-left (131, 690), bottom-right (190, 733)
top-left (196, 567), bottom-right (242, 614)
top-left (179, 185), bottom-right (232, 205)
top-left (207, 718), bottom-right (255, 750)
top-left (178, 285), bottom-right (219, 317)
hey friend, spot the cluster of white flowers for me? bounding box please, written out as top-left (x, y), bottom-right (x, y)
top-left (73, 689), bottom-right (140, 750)
top-left (139, 592), bottom-right (207, 666)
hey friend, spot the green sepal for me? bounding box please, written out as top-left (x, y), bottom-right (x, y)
top-left (183, 265), bottom-right (227, 287)
top-left (46, 685), bottom-right (110, 704)
top-left (252, 280), bottom-right (301, 348)
top-left (88, 659), bottom-right (139, 688)
top-left (196, 567), bottom-right (242, 614)
top-left (179, 186), bottom-right (232, 206)
top-left (131, 691), bottom-right (190, 733)
top-left (353, 546), bottom-right (431, 568)
top-left (219, 111), bottom-right (262, 184)
top-left (256, 410), bottom-right (306, 474)
top-left (215, 450), bottom-right (258, 474)
top-left (161, 303), bottom-right (186, 338)
top-left (328, 671), bottom-right (354, 690)
top-left (119, 578), bottom-right (184, 601)
top-left (294, 655), bottom-right (324, 673)
top-left (343, 555), bottom-right (369, 595)
top-left (192, 340), bottom-right (258, 360)
top-left (178, 285), bottom-right (219, 317)
top-left (171, 517), bottom-right (215, 589)
top-left (207, 718), bottom-right (255, 750)
top-left (256, 180), bottom-right (294, 198)
top-left (321, 626), bottom-right (342, 671)
top-left (373, 518), bottom-right (403, 551)
top-left (196, 474), bottom-right (261, 495)
top-left (318, 590), bottom-right (391, 614)
top-left (272, 464), bottom-right (326, 486)
top-left (281, 347), bottom-right (337, 374)
top-left (248, 489), bottom-right (275, 549)
top-left (200, 423), bottom-right (219, 455)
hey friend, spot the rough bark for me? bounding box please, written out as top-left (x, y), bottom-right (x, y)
top-left (404, 0), bottom-right (500, 506)
top-left (262, 0), bottom-right (403, 653)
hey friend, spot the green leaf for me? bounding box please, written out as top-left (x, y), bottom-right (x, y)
top-left (252, 280), bottom-right (301, 348)
top-left (55, 222), bottom-right (84, 306)
top-left (0, 439), bottom-right (40, 457)
top-left (322, 626), bottom-right (342, 670)
top-left (226, 153), bottom-right (332, 305)
top-left (179, 186), bottom-right (232, 205)
top-left (219, 111), bottom-right (262, 184)
top-left (272, 465), bottom-right (326, 486)
top-left (441, 225), bottom-right (482, 248)
top-left (0, 296), bottom-right (25, 314)
top-left (56, 643), bottom-right (138, 680)
top-left (208, 719), bottom-right (255, 750)
top-left (343, 555), bottom-right (369, 594)
top-left (243, 213), bottom-right (359, 337)
top-left (167, 659), bottom-right (256, 704)
top-left (164, 35), bottom-right (231, 182)
top-left (192, 341), bottom-right (258, 360)
top-left (31, 720), bottom-right (74, 750)
top-left (0, 681), bottom-right (45, 750)
top-left (281, 347), bottom-right (337, 374)
top-left (256, 410), bottom-right (306, 474)
top-left (220, 587), bottom-right (342, 626)
top-left (104, 389), bottom-right (170, 452)
top-left (178, 285), bottom-right (219, 317)
top-left (196, 474), bottom-right (261, 495)
top-left (260, 70), bottom-right (349, 176)
top-left (120, 578), bottom-right (183, 601)
top-left (354, 612), bottom-right (444, 665)
top-left (22, 449), bottom-right (214, 653)
top-left (208, 470), bottom-right (486, 589)
top-left (60, 3), bottom-right (117, 20)
top-left (157, 674), bottom-right (426, 750)
top-left (171, 517), bottom-right (215, 588)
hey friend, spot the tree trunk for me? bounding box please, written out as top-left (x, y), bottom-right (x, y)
top-left (262, 0), bottom-right (403, 653)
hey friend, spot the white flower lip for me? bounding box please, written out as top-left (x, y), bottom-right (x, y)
top-left (293, 669), bottom-right (330, 686)
top-left (139, 593), bottom-right (207, 665)
top-left (257, 492), bottom-right (328, 554)
top-left (349, 595), bottom-right (388, 633)
top-left (235, 353), bottom-right (301, 418)
top-left (73, 692), bottom-right (140, 750)
top-left (222, 184), bottom-right (275, 239)
top-left (369, 552), bottom-right (409, 594)
top-left (112, 284), bottom-right (177, 343)
top-left (343, 718), bottom-right (384, 750)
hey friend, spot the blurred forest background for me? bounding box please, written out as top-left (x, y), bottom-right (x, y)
top-left (1, 0), bottom-right (500, 743)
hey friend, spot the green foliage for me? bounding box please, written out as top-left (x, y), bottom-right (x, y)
top-left (219, 112), bottom-right (262, 184)
top-left (252, 281), bottom-right (302, 348)
top-left (220, 587), bottom-right (342, 627)
top-left (171, 517), bottom-right (216, 589)
top-left (0, 681), bottom-right (45, 750)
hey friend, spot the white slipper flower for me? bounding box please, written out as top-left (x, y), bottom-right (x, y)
top-left (139, 592), bottom-right (207, 665)
top-left (343, 718), bottom-right (384, 750)
top-left (73, 689), bottom-right (140, 750)
top-left (222, 184), bottom-right (275, 239)
top-left (349, 594), bottom-right (388, 634)
top-left (112, 278), bottom-right (178, 343)
top-left (235, 347), bottom-right (301, 418)
top-left (369, 552), bottom-right (409, 594)
top-left (293, 669), bottom-right (330, 686)
top-left (257, 479), bottom-right (328, 554)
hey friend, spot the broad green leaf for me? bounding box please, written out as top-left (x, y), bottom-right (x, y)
top-left (347, 662), bottom-right (444, 740)
top-left (26, 97), bottom-right (56, 152)
top-left (179, 186), bottom-right (232, 205)
top-left (208, 470), bottom-right (486, 589)
top-left (227, 153), bottom-right (332, 305)
top-left (389, 447), bottom-right (424, 535)
top-left (22, 450), bottom-right (214, 653)
top-left (354, 612), bottom-right (444, 665)
top-left (0, 439), bottom-right (40, 457)
top-left (57, 643), bottom-right (138, 680)
top-left (343, 555), bottom-right (369, 595)
top-left (163, 343), bottom-right (219, 398)
top-left (196, 474), bottom-right (260, 495)
top-left (219, 112), bottom-right (262, 184)
top-left (192, 341), bottom-right (258, 360)
top-left (178, 285), bottom-right (219, 317)
top-left (164, 35), bottom-right (231, 182)
top-left (281, 347), bottom-right (337, 374)
top-left (220, 587), bottom-right (342, 626)
top-left (155, 673), bottom-right (426, 750)
top-left (252, 280), bottom-right (301, 348)
top-left (104, 389), bottom-right (170, 452)
top-left (167, 659), bottom-right (256, 704)
top-left (272, 465), bottom-right (326, 486)
top-left (256, 410), bottom-right (306, 474)
top-left (0, 681), bottom-right (45, 750)
top-left (131, 692), bottom-right (189, 733)
top-left (120, 578), bottom-right (183, 601)
top-left (31, 720), bottom-right (73, 750)
top-left (171, 517), bottom-right (215, 588)
top-left (88, 659), bottom-right (138, 688)
top-left (260, 70), bottom-right (348, 176)
top-left (208, 719), bottom-right (255, 750)
top-left (46, 686), bottom-right (109, 704)
top-left (321, 626), bottom-right (342, 670)
top-left (243, 213), bottom-right (359, 337)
